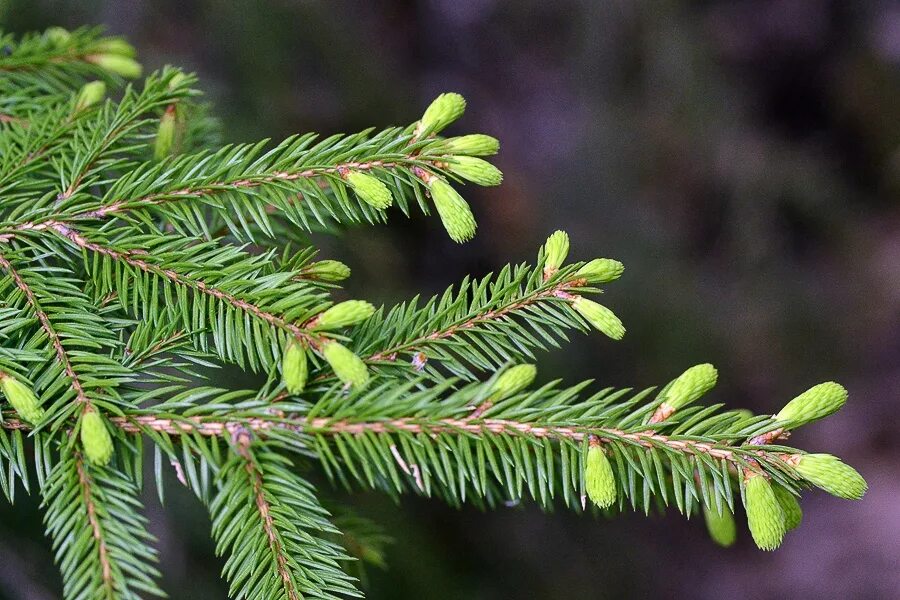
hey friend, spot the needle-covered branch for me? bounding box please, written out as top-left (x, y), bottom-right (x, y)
top-left (0, 26), bottom-right (867, 600)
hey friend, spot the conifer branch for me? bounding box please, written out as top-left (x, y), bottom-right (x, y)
top-left (0, 28), bottom-right (867, 596)
top-left (0, 252), bottom-right (92, 409)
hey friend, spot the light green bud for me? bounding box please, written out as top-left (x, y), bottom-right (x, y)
top-left (664, 363), bottom-right (718, 410)
top-left (75, 81), bottom-right (106, 112)
top-left (167, 72), bottom-right (190, 90)
top-left (542, 230), bottom-right (570, 274)
top-left (492, 364), bottom-right (536, 399)
top-left (743, 474), bottom-right (785, 551)
top-left (772, 485), bottom-right (803, 531)
top-left (429, 178), bottom-right (476, 243)
top-left (702, 504), bottom-right (737, 547)
top-left (419, 92), bottom-right (466, 135)
top-left (794, 453), bottom-right (867, 500)
top-left (45, 27), bottom-right (71, 46)
top-left (575, 258), bottom-right (624, 284)
top-left (773, 382), bottom-right (847, 428)
top-left (282, 342), bottom-right (308, 394)
top-left (314, 300), bottom-right (376, 330)
top-left (322, 342), bottom-right (369, 389)
top-left (441, 134), bottom-right (499, 156)
top-left (572, 297), bottom-right (625, 340)
top-left (346, 171), bottom-right (393, 209)
top-left (94, 38), bottom-right (137, 58)
top-left (80, 409), bottom-right (114, 466)
top-left (585, 445), bottom-right (616, 508)
top-left (89, 53), bottom-right (142, 78)
top-left (154, 108), bottom-right (177, 160)
top-left (303, 260), bottom-right (351, 282)
top-left (446, 156), bottom-right (503, 186)
top-left (0, 373), bottom-right (44, 425)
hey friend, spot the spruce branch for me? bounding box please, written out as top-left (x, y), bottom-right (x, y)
top-left (0, 26), bottom-right (869, 598)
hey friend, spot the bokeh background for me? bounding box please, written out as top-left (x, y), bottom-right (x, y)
top-left (2, 0), bottom-right (899, 598)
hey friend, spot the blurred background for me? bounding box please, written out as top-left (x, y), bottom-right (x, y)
top-left (1, 0), bottom-right (899, 598)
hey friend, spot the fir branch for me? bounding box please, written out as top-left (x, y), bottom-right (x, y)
top-left (42, 449), bottom-right (164, 599)
top-left (0, 251), bottom-right (91, 409)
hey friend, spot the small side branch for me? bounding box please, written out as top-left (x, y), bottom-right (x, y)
top-left (0, 252), bottom-right (92, 408)
top-left (47, 222), bottom-right (324, 347)
top-left (74, 455), bottom-right (114, 593)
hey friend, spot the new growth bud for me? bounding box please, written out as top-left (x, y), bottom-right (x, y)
top-left (650, 363), bottom-right (718, 423)
top-left (703, 504), bottom-right (737, 547)
top-left (572, 297), bottom-right (625, 340)
top-left (491, 364), bottom-right (536, 399)
top-left (282, 342), bottom-right (308, 394)
top-left (0, 373), bottom-right (44, 425)
top-left (585, 444), bottom-right (617, 508)
top-left (88, 53), bottom-right (142, 78)
top-left (772, 485), bottom-right (803, 531)
top-left (313, 300), bottom-right (376, 330)
top-left (80, 409), bottom-right (114, 466)
top-left (446, 156), bottom-right (503, 186)
top-left (575, 258), bottom-right (624, 284)
top-left (154, 107), bottom-right (177, 160)
top-left (93, 38), bottom-right (137, 58)
top-left (743, 474), bottom-right (785, 551)
top-left (45, 27), bottom-right (71, 46)
top-left (541, 230), bottom-right (569, 279)
top-left (322, 342), bottom-right (369, 389)
top-left (418, 92), bottom-right (466, 135)
top-left (346, 171), bottom-right (393, 209)
top-left (441, 134), bottom-right (499, 157)
top-left (773, 382), bottom-right (847, 428)
top-left (428, 177), bottom-right (477, 243)
top-left (74, 81), bottom-right (106, 112)
top-left (794, 453), bottom-right (867, 500)
top-left (302, 260), bottom-right (351, 282)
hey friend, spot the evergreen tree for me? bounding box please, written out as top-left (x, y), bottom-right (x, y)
top-left (0, 27), bottom-right (866, 599)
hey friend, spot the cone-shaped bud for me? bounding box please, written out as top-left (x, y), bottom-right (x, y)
top-left (94, 38), bottom-right (137, 58)
top-left (282, 342), bottom-right (308, 394)
top-left (314, 300), bottom-right (376, 330)
top-left (303, 260), bottom-right (351, 282)
top-left (491, 364), bottom-right (536, 399)
top-left (794, 453), bottom-right (867, 500)
top-left (665, 363), bottom-right (718, 411)
top-left (542, 230), bottom-right (570, 275)
top-left (572, 297), bottom-right (625, 340)
top-left (447, 156), bottom-right (503, 186)
top-left (346, 171), bottom-right (393, 209)
top-left (703, 504), bottom-right (737, 547)
top-left (575, 258), bottom-right (624, 284)
top-left (419, 92), bottom-right (466, 135)
top-left (154, 108), bottom-right (177, 160)
top-left (773, 382), bottom-right (847, 428)
top-left (45, 27), bottom-right (71, 45)
top-left (0, 373), bottom-right (44, 425)
top-left (80, 409), bottom-right (114, 466)
top-left (441, 134), bottom-right (499, 156)
top-left (167, 71), bottom-right (189, 90)
top-left (772, 485), bottom-right (803, 531)
top-left (743, 474), bottom-right (785, 551)
top-left (322, 342), bottom-right (370, 388)
top-left (585, 445), bottom-right (617, 508)
top-left (429, 178), bottom-right (476, 243)
top-left (74, 81), bottom-right (106, 112)
top-left (88, 53), bottom-right (142, 78)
